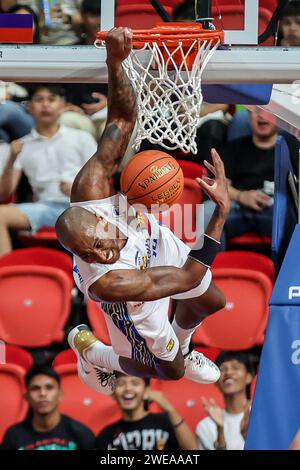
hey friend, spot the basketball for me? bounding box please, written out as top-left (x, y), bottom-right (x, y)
top-left (120, 150), bottom-right (184, 209)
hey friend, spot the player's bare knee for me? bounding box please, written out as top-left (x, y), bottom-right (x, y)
top-left (168, 364), bottom-right (185, 380)
top-left (159, 352), bottom-right (185, 380)
top-left (162, 364), bottom-right (184, 381)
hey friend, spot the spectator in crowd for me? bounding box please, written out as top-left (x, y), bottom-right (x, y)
top-left (0, 6), bottom-right (40, 144)
top-left (61, 0), bottom-right (108, 140)
top-left (0, 0), bottom-right (16, 11)
top-left (279, 0), bottom-right (300, 46)
top-left (229, 1), bottom-right (300, 143)
top-left (226, 108), bottom-right (252, 143)
top-left (0, 84), bottom-right (97, 255)
top-left (1, 366), bottom-right (95, 450)
top-left (77, 0), bottom-right (101, 46)
top-left (3, 0), bottom-right (82, 45)
top-left (96, 373), bottom-right (197, 450)
top-left (8, 3), bottom-right (41, 43)
top-left (38, 0), bottom-right (80, 45)
top-left (61, 85), bottom-right (107, 141)
top-left (204, 109), bottom-right (299, 247)
top-left (196, 351), bottom-right (255, 450)
top-left (0, 81), bottom-right (35, 143)
top-left (0, 142), bottom-right (11, 177)
top-left (0, 99), bottom-right (34, 144)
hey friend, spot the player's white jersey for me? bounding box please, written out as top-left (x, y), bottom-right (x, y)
top-left (71, 193), bottom-right (190, 297)
top-left (71, 193), bottom-right (211, 365)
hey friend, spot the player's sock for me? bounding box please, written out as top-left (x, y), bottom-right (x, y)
top-left (172, 319), bottom-right (200, 356)
top-left (86, 343), bottom-right (124, 373)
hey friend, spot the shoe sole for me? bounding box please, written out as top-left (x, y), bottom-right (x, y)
top-left (185, 372), bottom-right (220, 385)
top-left (184, 352), bottom-right (221, 384)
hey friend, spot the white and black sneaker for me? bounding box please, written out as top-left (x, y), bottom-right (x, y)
top-left (184, 350), bottom-right (220, 384)
top-left (68, 324), bottom-right (116, 395)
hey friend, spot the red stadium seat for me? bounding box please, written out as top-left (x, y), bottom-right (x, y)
top-left (52, 349), bottom-right (77, 368)
top-left (213, 0), bottom-right (277, 9)
top-left (194, 345), bottom-right (222, 362)
top-left (176, 160), bottom-right (206, 180)
top-left (0, 247), bottom-right (73, 285)
top-left (212, 251), bottom-right (275, 284)
top-left (178, 177), bottom-right (203, 204)
top-left (193, 268), bottom-right (272, 350)
top-left (87, 301), bottom-right (111, 346)
top-left (228, 233), bottom-right (272, 251)
top-left (117, 0), bottom-right (177, 5)
top-left (212, 5), bottom-right (275, 45)
top-left (0, 265), bottom-right (72, 347)
top-left (213, 0), bottom-right (278, 14)
top-left (259, 0), bottom-right (278, 12)
top-left (55, 363), bottom-right (121, 435)
top-left (0, 363), bottom-right (28, 441)
top-left (116, 4), bottom-right (173, 29)
top-left (5, 344), bottom-right (33, 371)
top-left (158, 177), bottom-right (202, 246)
top-left (18, 227), bottom-right (59, 247)
top-left (151, 377), bottom-right (224, 432)
top-left (116, 1), bottom-right (277, 16)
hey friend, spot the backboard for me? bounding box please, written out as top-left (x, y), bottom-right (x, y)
top-left (0, 0), bottom-right (299, 85)
top-left (102, 0), bottom-right (260, 46)
top-left (0, 0), bottom-right (299, 140)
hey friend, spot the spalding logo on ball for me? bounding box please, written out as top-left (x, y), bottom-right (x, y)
top-left (121, 150), bottom-right (184, 210)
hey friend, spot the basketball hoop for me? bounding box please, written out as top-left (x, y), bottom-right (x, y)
top-left (96, 23), bottom-right (224, 155)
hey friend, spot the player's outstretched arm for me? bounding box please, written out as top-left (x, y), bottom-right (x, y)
top-left (90, 264), bottom-right (207, 302)
top-left (71, 27), bottom-right (137, 203)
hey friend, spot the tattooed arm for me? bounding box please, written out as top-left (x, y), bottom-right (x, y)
top-left (71, 28), bottom-right (137, 203)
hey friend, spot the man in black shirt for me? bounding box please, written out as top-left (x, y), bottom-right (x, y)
top-left (204, 110), bottom-right (298, 246)
top-left (1, 366), bottom-right (95, 450)
top-left (96, 373), bottom-right (197, 450)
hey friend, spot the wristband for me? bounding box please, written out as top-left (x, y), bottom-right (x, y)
top-left (188, 234), bottom-right (221, 268)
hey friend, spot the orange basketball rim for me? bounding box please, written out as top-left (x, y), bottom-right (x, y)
top-left (96, 22), bottom-right (224, 46)
top-left (96, 23), bottom-right (224, 155)
top-left (96, 22), bottom-right (224, 68)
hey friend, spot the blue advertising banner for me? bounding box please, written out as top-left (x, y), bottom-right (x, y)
top-left (246, 226), bottom-right (300, 450)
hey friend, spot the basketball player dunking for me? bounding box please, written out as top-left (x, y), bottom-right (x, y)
top-left (56, 28), bottom-right (230, 394)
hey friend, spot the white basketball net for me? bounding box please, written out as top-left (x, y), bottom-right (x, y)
top-left (123, 39), bottom-right (219, 155)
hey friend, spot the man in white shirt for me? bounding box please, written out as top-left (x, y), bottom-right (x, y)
top-left (0, 142), bottom-right (11, 177)
top-left (196, 351), bottom-right (255, 450)
top-left (0, 84), bottom-right (97, 255)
